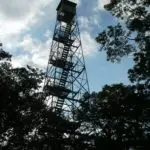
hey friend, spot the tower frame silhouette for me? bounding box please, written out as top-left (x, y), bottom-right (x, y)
top-left (44, 0), bottom-right (90, 120)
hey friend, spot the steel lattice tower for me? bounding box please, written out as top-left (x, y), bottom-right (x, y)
top-left (44, 0), bottom-right (90, 120)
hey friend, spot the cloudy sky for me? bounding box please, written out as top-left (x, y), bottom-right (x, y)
top-left (0, 0), bottom-right (134, 92)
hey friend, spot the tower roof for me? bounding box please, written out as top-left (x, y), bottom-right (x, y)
top-left (57, 0), bottom-right (77, 11)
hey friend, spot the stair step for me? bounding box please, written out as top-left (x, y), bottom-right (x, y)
top-left (62, 74), bottom-right (68, 76)
top-left (59, 81), bottom-right (66, 84)
top-left (57, 103), bottom-right (63, 105)
top-left (64, 46), bottom-right (69, 48)
top-left (63, 51), bottom-right (68, 53)
top-left (62, 54), bottom-right (68, 56)
top-left (61, 78), bottom-right (67, 80)
top-left (60, 80), bottom-right (66, 83)
top-left (61, 57), bottom-right (67, 60)
top-left (62, 71), bottom-right (68, 73)
top-left (63, 50), bottom-right (69, 52)
top-left (61, 75), bottom-right (67, 78)
top-left (62, 71), bottom-right (68, 76)
top-left (61, 74), bottom-right (67, 77)
top-left (57, 104), bottom-right (63, 107)
top-left (60, 81), bottom-right (66, 84)
top-left (63, 49), bottom-right (69, 51)
top-left (61, 77), bottom-right (67, 80)
top-left (57, 101), bottom-right (64, 104)
top-left (57, 99), bottom-right (64, 102)
top-left (57, 104), bottom-right (63, 106)
top-left (60, 80), bottom-right (66, 82)
top-left (56, 106), bottom-right (62, 109)
top-left (62, 55), bottom-right (67, 57)
top-left (62, 56), bottom-right (67, 58)
top-left (64, 46), bottom-right (69, 49)
top-left (62, 74), bottom-right (68, 77)
top-left (62, 53), bottom-right (68, 56)
top-left (57, 103), bottom-right (63, 106)
top-left (62, 73), bottom-right (68, 75)
top-left (60, 81), bottom-right (66, 83)
top-left (62, 53), bottom-right (68, 55)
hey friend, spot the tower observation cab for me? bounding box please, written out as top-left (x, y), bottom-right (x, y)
top-left (57, 0), bottom-right (77, 23)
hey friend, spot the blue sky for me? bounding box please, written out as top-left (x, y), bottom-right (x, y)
top-left (0, 0), bottom-right (134, 92)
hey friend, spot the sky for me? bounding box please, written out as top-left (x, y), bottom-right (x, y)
top-left (0, 0), bottom-right (134, 92)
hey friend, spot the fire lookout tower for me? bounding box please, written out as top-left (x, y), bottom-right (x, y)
top-left (44, 0), bottom-right (90, 119)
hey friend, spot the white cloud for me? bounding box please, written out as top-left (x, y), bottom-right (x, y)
top-left (0, 0), bottom-right (56, 41)
top-left (81, 31), bottom-right (98, 56)
top-left (12, 30), bottom-right (98, 69)
top-left (0, 0), bottom-right (59, 65)
top-left (12, 34), bottom-right (51, 69)
top-left (44, 30), bottom-right (52, 38)
top-left (95, 0), bottom-right (110, 11)
top-left (79, 16), bottom-right (90, 30)
top-left (12, 55), bottom-right (33, 68)
top-left (91, 14), bottom-right (100, 26)
top-left (0, 0), bottom-right (54, 19)
top-left (79, 15), bottom-right (101, 31)
top-left (1, 0), bottom-right (98, 70)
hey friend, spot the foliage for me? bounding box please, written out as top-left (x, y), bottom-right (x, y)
top-left (96, 24), bottom-right (134, 62)
top-left (0, 48), bottom-right (46, 148)
top-left (0, 48), bottom-right (87, 150)
top-left (0, 48), bottom-right (71, 149)
top-left (78, 84), bottom-right (150, 149)
top-left (96, 0), bottom-right (150, 85)
top-left (93, 1), bottom-right (150, 149)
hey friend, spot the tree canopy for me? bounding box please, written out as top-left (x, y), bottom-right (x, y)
top-left (86, 0), bottom-right (150, 149)
top-left (78, 84), bottom-right (150, 149)
top-left (96, 0), bottom-right (150, 86)
top-left (0, 48), bottom-right (72, 149)
top-left (0, 48), bottom-right (92, 150)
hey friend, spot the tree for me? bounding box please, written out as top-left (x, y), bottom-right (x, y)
top-left (96, 0), bottom-right (150, 86)
top-left (0, 47), bottom-right (73, 150)
top-left (90, 1), bottom-right (150, 149)
top-left (0, 48), bottom-right (48, 148)
top-left (78, 84), bottom-right (150, 149)
top-left (0, 48), bottom-right (87, 150)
